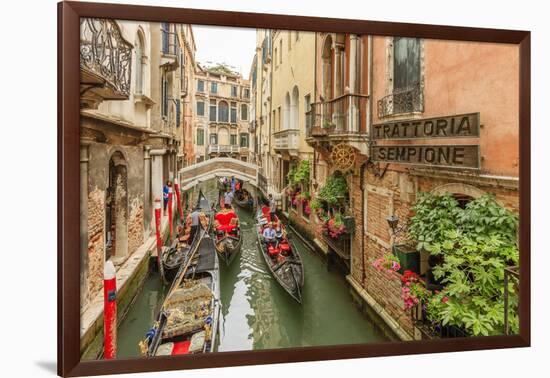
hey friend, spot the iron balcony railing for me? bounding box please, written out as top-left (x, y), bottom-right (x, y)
top-left (208, 145), bottom-right (239, 154)
top-left (377, 82), bottom-right (424, 118)
top-left (273, 129), bottom-right (300, 151)
top-left (308, 93), bottom-right (369, 138)
top-left (80, 18), bottom-right (133, 98)
top-left (411, 298), bottom-right (469, 339)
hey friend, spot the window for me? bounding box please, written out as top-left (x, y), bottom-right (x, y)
top-left (196, 101), bottom-right (205, 116)
top-left (230, 102), bottom-right (237, 123)
top-left (288, 31), bottom-right (292, 50)
top-left (209, 100), bottom-right (217, 122)
top-left (161, 23), bottom-right (170, 54)
top-left (244, 88), bottom-right (250, 98)
top-left (196, 128), bottom-right (204, 145)
top-left (210, 133), bottom-right (218, 145)
top-left (240, 133), bottom-right (249, 148)
top-left (393, 37), bottom-right (421, 91)
top-left (218, 101), bottom-right (229, 122)
top-left (175, 99), bottom-right (181, 127)
top-left (230, 134), bottom-right (238, 146)
top-left (197, 79), bottom-right (204, 92)
top-left (135, 32), bottom-right (145, 94)
top-left (161, 76), bottom-right (168, 117)
top-left (304, 94), bottom-right (311, 130)
top-left (231, 85), bottom-right (238, 97)
top-left (279, 40), bottom-right (283, 63)
top-left (210, 81), bottom-right (218, 93)
top-left (241, 104), bottom-right (248, 121)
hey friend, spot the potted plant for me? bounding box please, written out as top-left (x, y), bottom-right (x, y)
top-left (372, 254), bottom-right (401, 277)
top-left (401, 270), bottom-right (430, 310)
top-left (393, 244), bottom-right (420, 275)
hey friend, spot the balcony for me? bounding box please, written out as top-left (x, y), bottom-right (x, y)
top-left (160, 30), bottom-right (180, 71)
top-left (377, 82), bottom-right (424, 118)
top-left (208, 145), bottom-right (239, 155)
top-left (273, 129), bottom-right (299, 156)
top-left (307, 93), bottom-right (369, 154)
top-left (80, 18), bottom-right (133, 109)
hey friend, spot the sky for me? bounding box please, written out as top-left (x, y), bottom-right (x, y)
top-left (192, 24), bottom-right (257, 78)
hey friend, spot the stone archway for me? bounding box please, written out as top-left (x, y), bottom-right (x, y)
top-left (106, 151), bottom-right (128, 263)
top-left (431, 183), bottom-right (486, 199)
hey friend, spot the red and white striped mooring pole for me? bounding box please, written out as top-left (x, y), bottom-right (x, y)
top-left (174, 178), bottom-right (183, 222)
top-left (167, 187), bottom-right (173, 241)
top-left (103, 260), bottom-right (117, 360)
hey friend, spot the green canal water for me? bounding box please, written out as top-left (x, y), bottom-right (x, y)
top-left (117, 179), bottom-right (390, 357)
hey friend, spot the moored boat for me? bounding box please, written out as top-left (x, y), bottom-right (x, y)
top-left (161, 190), bottom-right (211, 282)
top-left (213, 205), bottom-right (242, 266)
top-left (255, 204), bottom-right (304, 303)
top-left (141, 230), bottom-right (220, 357)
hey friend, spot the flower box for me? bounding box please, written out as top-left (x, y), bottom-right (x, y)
top-left (393, 244), bottom-right (420, 275)
top-left (342, 216), bottom-right (355, 236)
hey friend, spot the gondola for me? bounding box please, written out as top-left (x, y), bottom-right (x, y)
top-left (161, 190), bottom-right (211, 282)
top-left (255, 204), bottom-right (304, 303)
top-left (141, 229), bottom-right (221, 357)
top-left (213, 191), bottom-right (243, 266)
top-left (233, 187), bottom-right (254, 211)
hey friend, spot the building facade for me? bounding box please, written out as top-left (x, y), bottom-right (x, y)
top-left (193, 65), bottom-right (251, 163)
top-left (306, 33), bottom-right (519, 338)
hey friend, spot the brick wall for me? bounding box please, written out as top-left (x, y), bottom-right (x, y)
top-left (127, 197), bottom-right (144, 255)
top-left (87, 188), bottom-right (106, 303)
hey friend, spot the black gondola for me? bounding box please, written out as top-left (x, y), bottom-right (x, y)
top-left (141, 193), bottom-right (220, 357)
top-left (255, 205), bottom-right (304, 303)
top-left (213, 191), bottom-right (243, 266)
top-left (161, 190), bottom-right (211, 282)
top-left (233, 187), bottom-right (254, 210)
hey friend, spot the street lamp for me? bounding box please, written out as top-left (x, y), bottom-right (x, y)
top-left (386, 214), bottom-right (399, 235)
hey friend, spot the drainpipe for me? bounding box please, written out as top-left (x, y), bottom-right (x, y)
top-left (361, 35), bottom-right (374, 286)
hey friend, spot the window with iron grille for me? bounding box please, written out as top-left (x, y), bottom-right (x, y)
top-left (209, 100), bottom-right (217, 122)
top-left (197, 79), bottom-right (204, 92)
top-left (196, 128), bottom-right (204, 146)
top-left (197, 101), bottom-right (205, 116)
top-left (230, 102), bottom-right (237, 123)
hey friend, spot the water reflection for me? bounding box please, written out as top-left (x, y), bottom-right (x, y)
top-left (117, 178), bottom-right (389, 358)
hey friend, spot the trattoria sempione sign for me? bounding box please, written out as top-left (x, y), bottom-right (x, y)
top-left (371, 113), bottom-right (481, 169)
top-left (372, 113), bottom-right (480, 140)
top-left (372, 145), bottom-right (480, 169)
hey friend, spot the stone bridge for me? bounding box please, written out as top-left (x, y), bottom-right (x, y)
top-left (178, 157), bottom-right (268, 195)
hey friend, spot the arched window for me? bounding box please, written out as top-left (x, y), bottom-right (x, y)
top-left (135, 31), bottom-right (146, 94)
top-left (283, 93), bottom-right (291, 129)
top-left (322, 35), bottom-right (333, 100)
top-left (291, 86), bottom-right (299, 129)
top-left (218, 101), bottom-right (229, 123)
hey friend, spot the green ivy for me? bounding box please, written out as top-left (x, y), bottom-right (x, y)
top-left (409, 193), bottom-right (519, 336)
top-left (317, 175), bottom-right (349, 206)
top-left (288, 160), bottom-right (310, 188)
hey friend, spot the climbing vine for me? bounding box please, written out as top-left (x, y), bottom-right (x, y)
top-left (408, 193), bottom-right (519, 336)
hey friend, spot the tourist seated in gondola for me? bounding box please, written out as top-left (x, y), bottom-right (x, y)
top-left (262, 222), bottom-right (276, 246)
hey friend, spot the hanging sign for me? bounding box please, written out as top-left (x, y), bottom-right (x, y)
top-left (371, 144), bottom-right (480, 169)
top-left (372, 113), bottom-right (480, 140)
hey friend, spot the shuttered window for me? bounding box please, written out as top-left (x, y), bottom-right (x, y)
top-left (196, 128), bottom-right (204, 146)
top-left (230, 102), bottom-right (237, 123)
top-left (393, 37), bottom-right (421, 91)
top-left (197, 101), bottom-right (205, 116)
top-left (209, 100), bottom-right (217, 122)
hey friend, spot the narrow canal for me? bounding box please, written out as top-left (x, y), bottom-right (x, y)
top-left (117, 179), bottom-right (390, 357)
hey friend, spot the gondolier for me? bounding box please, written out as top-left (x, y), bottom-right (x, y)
top-left (189, 206), bottom-right (201, 244)
top-left (223, 187), bottom-right (234, 208)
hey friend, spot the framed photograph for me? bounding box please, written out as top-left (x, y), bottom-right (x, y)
top-left (58, 1), bottom-right (530, 376)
